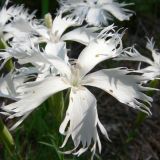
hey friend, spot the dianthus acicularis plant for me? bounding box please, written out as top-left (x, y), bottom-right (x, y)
top-left (0, 0), bottom-right (159, 159)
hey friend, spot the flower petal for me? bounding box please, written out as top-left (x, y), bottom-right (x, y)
top-left (2, 3), bottom-right (43, 40)
top-left (146, 38), bottom-right (160, 65)
top-left (0, 0), bottom-right (25, 26)
top-left (141, 66), bottom-right (160, 80)
top-left (115, 47), bottom-right (154, 65)
top-left (0, 72), bottom-right (17, 100)
top-left (6, 41), bottom-right (71, 76)
top-left (52, 14), bottom-right (81, 39)
top-left (77, 26), bottom-right (123, 76)
top-left (45, 42), bottom-right (68, 62)
top-left (102, 2), bottom-right (134, 21)
top-left (61, 26), bottom-right (99, 45)
top-left (58, 0), bottom-right (133, 26)
top-left (82, 68), bottom-right (153, 115)
top-left (5, 18), bottom-right (35, 37)
top-left (2, 76), bottom-right (70, 129)
top-left (0, 70), bottom-right (31, 100)
top-left (59, 0), bottom-right (88, 23)
top-left (59, 87), bottom-right (109, 157)
top-left (86, 8), bottom-right (109, 26)
top-left (115, 39), bottom-right (160, 80)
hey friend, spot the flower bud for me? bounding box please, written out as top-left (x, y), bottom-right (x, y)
top-left (44, 13), bottom-right (53, 29)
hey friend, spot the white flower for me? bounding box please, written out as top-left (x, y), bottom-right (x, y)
top-left (4, 10), bottom-right (46, 41)
top-left (0, 72), bottom-right (18, 100)
top-left (0, 0), bottom-right (34, 40)
top-left (0, 38), bottom-right (70, 81)
top-left (37, 13), bottom-right (101, 60)
top-left (0, 67), bottom-right (36, 100)
top-left (115, 38), bottom-right (160, 80)
top-left (59, 0), bottom-right (134, 26)
top-left (1, 40), bottom-right (48, 67)
top-left (1, 27), bottom-right (153, 158)
top-left (0, 12), bottom-right (102, 71)
top-left (0, 0), bottom-right (47, 42)
top-left (0, 1), bottom-right (49, 71)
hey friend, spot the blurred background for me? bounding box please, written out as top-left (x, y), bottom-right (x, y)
top-left (0, 0), bottom-right (160, 160)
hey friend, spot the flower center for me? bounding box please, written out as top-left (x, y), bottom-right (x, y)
top-left (50, 31), bottom-right (60, 43)
top-left (70, 65), bottom-right (81, 87)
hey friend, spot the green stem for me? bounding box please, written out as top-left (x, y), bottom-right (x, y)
top-left (0, 38), bottom-right (8, 48)
top-left (0, 118), bottom-right (15, 156)
top-left (41, 0), bottom-right (49, 16)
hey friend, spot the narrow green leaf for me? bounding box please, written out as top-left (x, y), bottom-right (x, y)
top-left (0, 118), bottom-right (15, 155)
